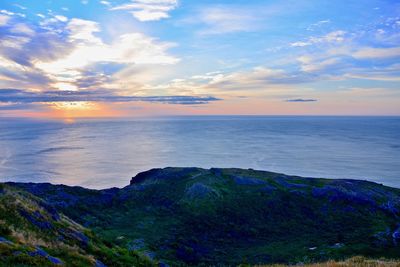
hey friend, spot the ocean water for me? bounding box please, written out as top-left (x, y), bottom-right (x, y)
top-left (0, 116), bottom-right (399, 189)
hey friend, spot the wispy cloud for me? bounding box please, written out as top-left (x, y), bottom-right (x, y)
top-left (111, 0), bottom-right (178, 22)
top-left (307, 20), bottom-right (330, 31)
top-left (0, 89), bottom-right (220, 105)
top-left (352, 47), bottom-right (400, 59)
top-left (291, 31), bottom-right (346, 47)
top-left (99, 1), bottom-right (111, 7)
top-left (195, 5), bottom-right (263, 35)
top-left (0, 14), bottom-right (10, 26)
top-left (285, 98), bottom-right (317, 102)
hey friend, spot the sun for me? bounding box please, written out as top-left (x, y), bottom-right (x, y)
top-left (51, 101), bottom-right (97, 111)
top-left (45, 101), bottom-right (123, 120)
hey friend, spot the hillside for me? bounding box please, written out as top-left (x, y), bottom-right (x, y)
top-left (0, 184), bottom-right (155, 266)
top-left (4, 167), bottom-right (400, 266)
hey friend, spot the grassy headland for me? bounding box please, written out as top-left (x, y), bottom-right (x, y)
top-left (2, 167), bottom-right (400, 266)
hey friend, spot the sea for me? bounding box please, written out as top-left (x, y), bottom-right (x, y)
top-left (0, 116), bottom-right (399, 189)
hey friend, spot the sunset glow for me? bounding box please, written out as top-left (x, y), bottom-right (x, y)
top-left (0, 0), bottom-right (399, 118)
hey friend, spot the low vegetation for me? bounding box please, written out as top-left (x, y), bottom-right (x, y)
top-left (2, 167), bottom-right (400, 266)
top-left (0, 184), bottom-right (155, 266)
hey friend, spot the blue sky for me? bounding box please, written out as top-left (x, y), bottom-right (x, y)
top-left (0, 0), bottom-right (399, 117)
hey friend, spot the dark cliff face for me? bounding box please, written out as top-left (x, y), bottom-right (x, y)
top-left (5, 168), bottom-right (400, 266)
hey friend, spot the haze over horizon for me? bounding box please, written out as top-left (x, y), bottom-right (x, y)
top-left (0, 0), bottom-right (399, 119)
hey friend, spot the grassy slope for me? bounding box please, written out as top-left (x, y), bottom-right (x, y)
top-left (6, 167), bottom-right (400, 266)
top-left (252, 256), bottom-right (400, 267)
top-left (0, 184), bottom-right (155, 267)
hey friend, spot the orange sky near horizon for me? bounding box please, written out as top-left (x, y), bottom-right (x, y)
top-left (3, 95), bottom-right (400, 121)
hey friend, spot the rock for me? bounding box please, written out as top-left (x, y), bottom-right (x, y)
top-left (60, 229), bottom-right (90, 246)
top-left (184, 183), bottom-right (218, 200)
top-left (130, 168), bottom-right (200, 185)
top-left (143, 251), bottom-right (156, 260)
top-left (210, 168), bottom-right (222, 177)
top-left (19, 210), bottom-right (53, 230)
top-left (128, 238), bottom-right (146, 251)
top-left (373, 229), bottom-right (391, 247)
top-left (274, 176), bottom-right (308, 189)
top-left (312, 186), bottom-right (377, 206)
top-left (158, 261), bottom-right (170, 267)
top-left (0, 236), bottom-right (13, 245)
top-left (231, 175), bottom-right (267, 185)
top-left (392, 227), bottom-right (400, 245)
top-left (95, 259), bottom-right (107, 267)
top-left (28, 247), bottom-right (63, 265)
top-left (260, 184), bottom-right (276, 193)
top-left (48, 256), bottom-right (63, 265)
top-left (330, 243), bottom-right (344, 249)
top-left (381, 201), bottom-right (400, 216)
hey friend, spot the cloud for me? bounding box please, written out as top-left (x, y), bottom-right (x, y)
top-left (0, 89), bottom-right (220, 105)
top-left (33, 18), bottom-right (178, 91)
top-left (10, 23), bottom-right (34, 36)
top-left (111, 0), bottom-right (178, 22)
top-left (307, 20), bottom-right (330, 31)
top-left (191, 5), bottom-right (266, 35)
top-left (352, 47), bottom-right (400, 59)
top-left (147, 67), bottom-right (319, 101)
top-left (285, 98), bottom-right (317, 102)
top-left (297, 56), bottom-right (341, 73)
top-left (13, 4), bottom-right (27, 10)
top-left (54, 15), bottom-right (68, 22)
top-left (100, 1), bottom-right (111, 7)
top-left (290, 42), bottom-right (310, 47)
top-left (0, 15), bottom-right (179, 92)
top-left (0, 14), bottom-right (10, 26)
top-left (290, 31), bottom-right (346, 47)
top-left (204, 67), bottom-right (315, 91)
top-left (0, 103), bottom-right (39, 110)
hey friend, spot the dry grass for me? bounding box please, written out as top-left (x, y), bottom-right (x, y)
top-left (256, 257), bottom-right (400, 267)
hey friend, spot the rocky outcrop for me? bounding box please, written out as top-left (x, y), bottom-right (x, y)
top-left (184, 182), bottom-right (219, 200)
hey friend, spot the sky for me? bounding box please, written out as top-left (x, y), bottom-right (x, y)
top-left (0, 0), bottom-right (399, 118)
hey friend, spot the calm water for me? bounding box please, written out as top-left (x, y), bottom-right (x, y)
top-left (0, 116), bottom-right (399, 189)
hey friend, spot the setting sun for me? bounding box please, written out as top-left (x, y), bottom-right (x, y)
top-left (45, 101), bottom-right (122, 119)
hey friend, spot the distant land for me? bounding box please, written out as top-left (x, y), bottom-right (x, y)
top-left (2, 167), bottom-right (400, 266)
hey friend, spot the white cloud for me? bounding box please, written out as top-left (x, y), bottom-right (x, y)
top-left (307, 20), bottom-right (330, 31)
top-left (311, 31), bottom-right (346, 43)
top-left (0, 36), bottom-right (30, 49)
top-left (195, 6), bottom-right (262, 35)
top-left (111, 0), bottom-right (178, 21)
top-left (291, 41), bottom-right (311, 47)
top-left (0, 14), bottom-right (10, 26)
top-left (55, 15), bottom-right (68, 22)
top-left (10, 23), bottom-right (35, 36)
top-left (352, 47), bottom-right (400, 59)
top-left (298, 56), bottom-right (340, 72)
top-left (290, 31), bottom-right (346, 47)
top-left (13, 4), bottom-right (27, 10)
top-left (66, 18), bottom-right (101, 44)
top-left (100, 1), bottom-right (111, 7)
top-left (0, 10), bottom-right (14, 16)
top-left (33, 18), bottom-right (179, 90)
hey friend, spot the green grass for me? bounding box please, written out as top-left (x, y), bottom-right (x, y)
top-left (4, 167), bottom-right (400, 266)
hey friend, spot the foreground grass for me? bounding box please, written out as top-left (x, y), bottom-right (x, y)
top-left (253, 256), bottom-right (400, 267)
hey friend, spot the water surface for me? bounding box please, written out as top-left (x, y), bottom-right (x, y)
top-left (0, 116), bottom-right (399, 189)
